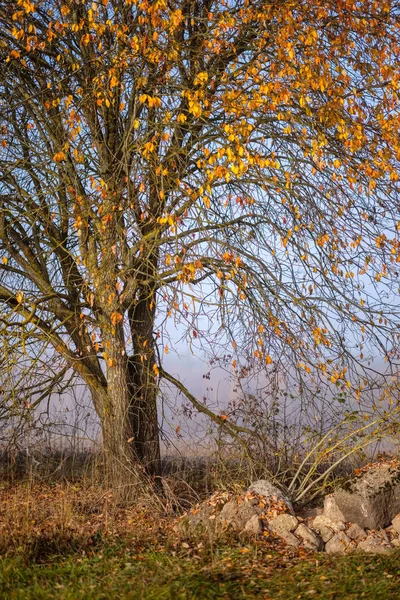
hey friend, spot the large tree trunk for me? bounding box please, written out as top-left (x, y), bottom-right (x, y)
top-left (91, 333), bottom-right (161, 501)
top-left (127, 358), bottom-right (161, 478)
top-left (128, 281), bottom-right (161, 479)
top-left (92, 359), bottom-right (143, 502)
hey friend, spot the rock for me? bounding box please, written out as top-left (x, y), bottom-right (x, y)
top-left (178, 503), bottom-right (217, 534)
top-left (243, 514), bottom-right (263, 535)
top-left (325, 532), bottom-right (353, 554)
top-left (278, 530), bottom-right (301, 548)
top-left (295, 523), bottom-right (323, 551)
top-left (391, 538), bottom-right (400, 548)
top-left (312, 515), bottom-right (345, 533)
top-left (329, 463), bottom-right (400, 529)
top-left (247, 480), bottom-right (294, 513)
top-left (392, 514), bottom-right (400, 535)
top-left (268, 514), bottom-right (298, 534)
top-left (379, 530), bottom-right (390, 544)
top-left (310, 515), bottom-right (345, 543)
top-left (323, 495), bottom-right (346, 522)
top-left (219, 499), bottom-right (261, 531)
top-left (357, 533), bottom-right (392, 554)
top-left (346, 523), bottom-right (367, 542)
top-left (178, 492), bottom-right (263, 535)
top-left (317, 525), bottom-right (334, 543)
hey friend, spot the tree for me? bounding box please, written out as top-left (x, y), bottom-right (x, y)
top-left (0, 0), bottom-right (399, 497)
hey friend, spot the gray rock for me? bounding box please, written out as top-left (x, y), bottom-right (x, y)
top-left (278, 530), bottom-right (301, 548)
top-left (330, 463), bottom-right (400, 529)
top-left (323, 495), bottom-right (346, 522)
top-left (295, 523), bottom-right (324, 551)
top-left (357, 533), bottom-right (392, 554)
top-left (268, 514), bottom-right (298, 534)
top-left (392, 514), bottom-right (400, 535)
top-left (325, 532), bottom-right (353, 554)
top-left (247, 480), bottom-right (294, 513)
top-left (218, 500), bottom-right (261, 530)
top-left (243, 514), bottom-right (263, 535)
top-left (346, 523), bottom-right (367, 542)
top-left (178, 503), bottom-right (217, 534)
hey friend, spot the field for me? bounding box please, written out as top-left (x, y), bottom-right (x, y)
top-left (1, 481), bottom-right (399, 599)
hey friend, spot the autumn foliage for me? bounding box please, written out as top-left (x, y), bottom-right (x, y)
top-left (0, 0), bottom-right (399, 496)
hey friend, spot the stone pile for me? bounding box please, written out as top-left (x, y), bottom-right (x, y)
top-left (178, 461), bottom-right (400, 554)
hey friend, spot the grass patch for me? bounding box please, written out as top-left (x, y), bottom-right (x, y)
top-left (1, 542), bottom-right (400, 599)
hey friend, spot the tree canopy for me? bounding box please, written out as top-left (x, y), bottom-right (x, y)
top-left (0, 0), bottom-right (400, 493)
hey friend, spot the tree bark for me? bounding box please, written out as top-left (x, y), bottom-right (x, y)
top-left (127, 242), bottom-right (161, 480)
top-left (127, 357), bottom-right (161, 478)
top-left (128, 281), bottom-right (161, 479)
top-left (90, 333), bottom-right (161, 501)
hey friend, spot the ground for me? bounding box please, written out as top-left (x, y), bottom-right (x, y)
top-left (1, 482), bottom-right (399, 599)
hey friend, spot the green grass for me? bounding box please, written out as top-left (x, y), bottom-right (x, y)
top-left (1, 542), bottom-right (399, 599)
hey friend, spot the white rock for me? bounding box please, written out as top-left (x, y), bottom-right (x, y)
top-left (312, 514), bottom-right (345, 533)
top-left (268, 514), bottom-right (298, 534)
top-left (318, 525), bottom-right (335, 543)
top-left (323, 495), bottom-right (346, 522)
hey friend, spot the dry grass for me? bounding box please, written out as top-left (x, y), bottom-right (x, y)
top-left (0, 479), bottom-right (170, 561)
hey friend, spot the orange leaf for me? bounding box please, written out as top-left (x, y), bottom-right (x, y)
top-left (53, 151), bottom-right (66, 163)
top-left (110, 311), bottom-right (123, 326)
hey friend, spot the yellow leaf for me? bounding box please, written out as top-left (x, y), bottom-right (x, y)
top-left (203, 196), bottom-right (210, 209)
top-left (16, 291), bottom-right (24, 303)
top-left (194, 72), bottom-right (208, 86)
top-left (2, 257), bottom-right (8, 265)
